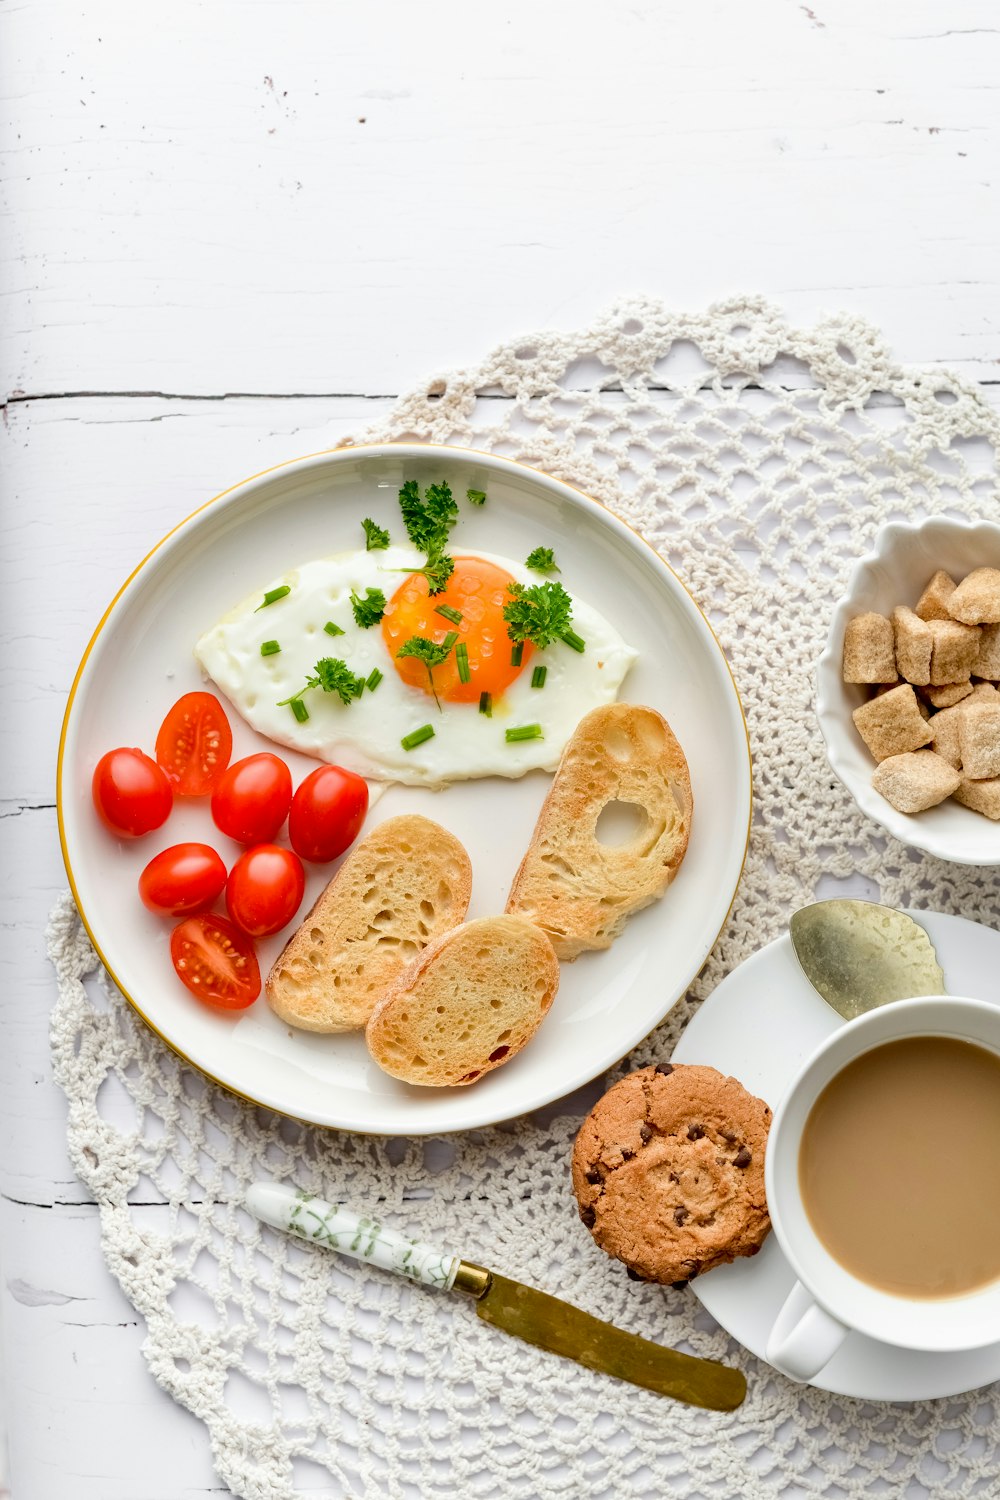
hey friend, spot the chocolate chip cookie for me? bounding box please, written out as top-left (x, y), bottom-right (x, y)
top-left (571, 1063), bottom-right (772, 1284)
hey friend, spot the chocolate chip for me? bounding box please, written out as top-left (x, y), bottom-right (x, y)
top-left (720, 1127), bottom-right (738, 1143)
top-left (673, 1205), bottom-right (689, 1226)
top-left (639, 1123), bottom-right (652, 1143)
top-left (620, 1146), bottom-right (635, 1161)
top-left (670, 1278), bottom-right (690, 1290)
top-left (734, 1146), bottom-right (752, 1168)
top-left (655, 1063), bottom-right (674, 1076)
top-left (581, 1205), bottom-right (596, 1228)
top-left (626, 1265), bottom-right (645, 1282)
top-left (748, 1242), bottom-right (761, 1256)
top-left (585, 1169), bottom-right (602, 1185)
top-left (687, 1124), bottom-right (704, 1141)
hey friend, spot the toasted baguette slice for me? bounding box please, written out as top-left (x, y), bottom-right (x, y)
top-left (365, 915), bottom-right (559, 1087)
top-left (505, 703), bottom-right (692, 959)
top-left (265, 815), bottom-right (472, 1033)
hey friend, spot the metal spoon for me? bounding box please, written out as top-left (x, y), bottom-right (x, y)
top-left (789, 899), bottom-right (946, 1021)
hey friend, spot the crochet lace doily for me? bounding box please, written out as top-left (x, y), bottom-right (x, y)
top-left (49, 297), bottom-right (1000, 1499)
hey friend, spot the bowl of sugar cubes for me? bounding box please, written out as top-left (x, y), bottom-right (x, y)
top-left (817, 517), bottom-right (1000, 864)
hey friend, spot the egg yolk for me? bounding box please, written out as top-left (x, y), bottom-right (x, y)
top-left (382, 555), bottom-right (533, 704)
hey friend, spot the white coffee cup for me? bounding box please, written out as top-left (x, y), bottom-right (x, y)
top-left (764, 994), bottom-right (1000, 1383)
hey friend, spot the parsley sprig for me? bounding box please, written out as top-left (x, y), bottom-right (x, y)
top-left (350, 587), bottom-right (387, 628)
top-left (395, 479), bottom-right (458, 596)
top-left (361, 517), bottom-right (390, 551)
top-left (525, 546), bottom-right (559, 574)
top-left (466, 488), bottom-right (487, 506)
top-left (398, 479), bottom-right (458, 555)
top-left (278, 656), bottom-right (366, 712)
top-left (503, 580), bottom-right (584, 652)
top-left (397, 553), bottom-right (455, 596)
top-left (396, 634), bottom-right (453, 710)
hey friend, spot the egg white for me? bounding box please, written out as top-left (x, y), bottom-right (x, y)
top-left (194, 546), bottom-right (637, 786)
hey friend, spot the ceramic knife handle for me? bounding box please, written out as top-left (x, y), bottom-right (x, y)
top-left (247, 1180), bottom-right (463, 1291)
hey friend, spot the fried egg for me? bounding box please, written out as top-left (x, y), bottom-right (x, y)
top-left (195, 546), bottom-right (637, 785)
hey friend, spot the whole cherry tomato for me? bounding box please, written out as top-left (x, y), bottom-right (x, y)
top-left (225, 844), bottom-right (305, 937)
top-left (288, 765), bottom-right (368, 863)
top-left (139, 843), bottom-right (228, 916)
top-left (211, 753), bottom-right (293, 844)
top-left (170, 914), bottom-right (260, 1009)
top-left (92, 748), bottom-right (173, 838)
top-left (155, 692), bottom-right (233, 797)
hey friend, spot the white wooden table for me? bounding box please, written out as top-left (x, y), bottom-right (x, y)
top-left (3, 2), bottom-right (999, 1493)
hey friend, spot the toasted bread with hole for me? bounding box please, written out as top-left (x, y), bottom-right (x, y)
top-left (265, 815), bottom-right (472, 1033)
top-left (365, 915), bottom-right (559, 1087)
top-left (505, 703), bottom-right (692, 959)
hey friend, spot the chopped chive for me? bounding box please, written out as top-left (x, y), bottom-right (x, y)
top-left (256, 585), bottom-right (290, 611)
top-left (531, 665), bottom-right (547, 689)
top-left (456, 642), bottom-right (470, 683)
top-left (324, 620), bottom-right (344, 637)
top-left (260, 640), bottom-right (281, 657)
top-left (506, 724), bottom-right (543, 743)
top-left (441, 630), bottom-right (459, 652)
top-left (401, 724), bottom-right (435, 751)
top-left (511, 642), bottom-right (524, 667)
top-left (434, 603), bottom-right (463, 625)
top-left (479, 691), bottom-right (492, 717)
top-left (290, 699), bottom-right (309, 723)
top-left (560, 629), bottom-right (586, 653)
top-left (366, 668), bottom-right (383, 691)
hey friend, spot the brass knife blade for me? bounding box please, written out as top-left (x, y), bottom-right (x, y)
top-left (463, 1266), bottom-right (746, 1411)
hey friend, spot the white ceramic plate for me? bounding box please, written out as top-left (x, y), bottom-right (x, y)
top-left (674, 909), bottom-right (1000, 1400)
top-left (59, 444), bottom-right (751, 1134)
top-left (817, 517), bottom-right (1000, 865)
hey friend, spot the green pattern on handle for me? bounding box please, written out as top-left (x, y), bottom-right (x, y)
top-left (283, 1189), bottom-right (460, 1289)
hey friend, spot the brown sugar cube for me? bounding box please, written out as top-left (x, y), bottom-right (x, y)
top-left (975, 623), bottom-right (1000, 680)
top-left (954, 777), bottom-right (1000, 820)
top-left (915, 570), bottom-right (958, 622)
top-left (957, 700), bottom-right (1000, 779)
top-left (842, 613), bottom-right (896, 684)
top-left (871, 751), bottom-right (961, 814)
top-left (924, 681), bottom-right (974, 709)
top-left (892, 607), bottom-right (932, 685)
top-left (928, 618), bottom-right (980, 685)
top-left (948, 568), bottom-right (1000, 626)
top-left (930, 703), bottom-right (965, 768)
top-left (852, 684), bottom-right (934, 763)
top-left (969, 681), bottom-right (1000, 703)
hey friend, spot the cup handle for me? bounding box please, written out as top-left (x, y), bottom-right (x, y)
top-left (765, 1279), bottom-right (849, 1382)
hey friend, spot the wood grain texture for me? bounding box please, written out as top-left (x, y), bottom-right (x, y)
top-left (3, 0), bottom-right (1000, 1492)
top-left (3, 0), bottom-right (1000, 398)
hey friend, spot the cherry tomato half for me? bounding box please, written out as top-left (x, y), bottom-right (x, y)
top-left (226, 844), bottom-right (305, 937)
top-left (211, 753), bottom-right (293, 844)
top-left (139, 843), bottom-right (228, 917)
top-left (155, 692), bottom-right (233, 797)
top-left (170, 914), bottom-right (260, 1009)
top-left (92, 748), bottom-right (173, 838)
top-left (288, 765), bottom-right (368, 863)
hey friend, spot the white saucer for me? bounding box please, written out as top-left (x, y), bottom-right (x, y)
top-left (672, 909), bottom-right (1000, 1401)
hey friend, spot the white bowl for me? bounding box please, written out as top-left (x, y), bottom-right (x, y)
top-left (817, 516), bottom-right (1000, 866)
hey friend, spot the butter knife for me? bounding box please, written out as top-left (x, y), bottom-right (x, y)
top-left (247, 1181), bottom-right (746, 1411)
